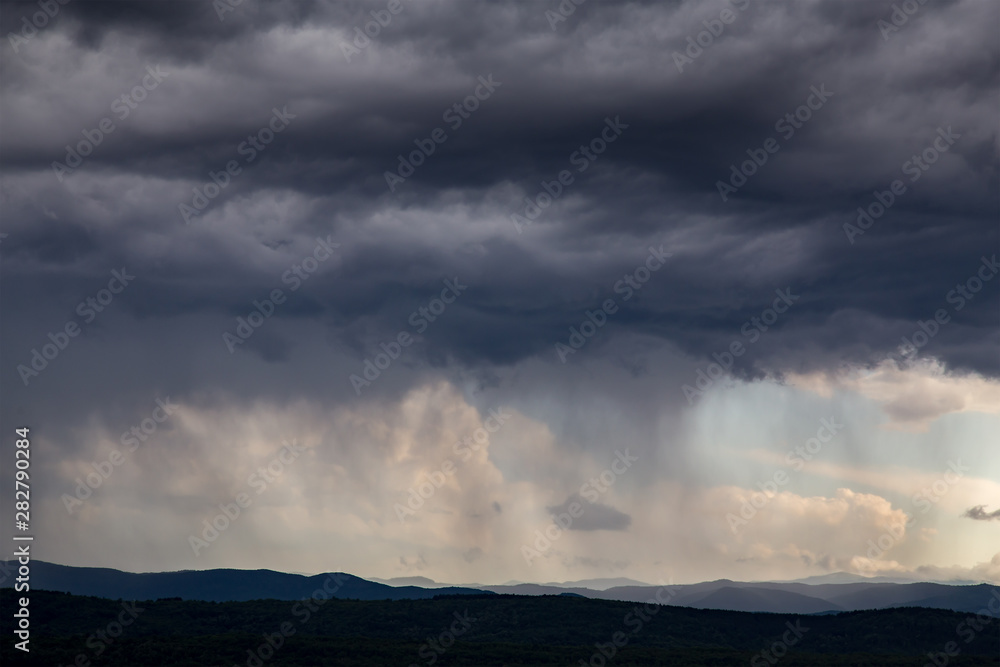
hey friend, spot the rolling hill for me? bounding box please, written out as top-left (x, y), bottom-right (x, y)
top-left (3, 561), bottom-right (997, 617)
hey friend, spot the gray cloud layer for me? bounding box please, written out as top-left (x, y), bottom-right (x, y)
top-left (0, 0), bottom-right (997, 579)
top-left (4, 1), bottom-right (995, 393)
top-left (547, 494), bottom-right (632, 531)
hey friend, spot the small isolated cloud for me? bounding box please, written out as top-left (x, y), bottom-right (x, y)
top-left (463, 547), bottom-right (484, 563)
top-left (964, 505), bottom-right (1000, 521)
top-left (399, 554), bottom-right (428, 571)
top-left (547, 494), bottom-right (631, 531)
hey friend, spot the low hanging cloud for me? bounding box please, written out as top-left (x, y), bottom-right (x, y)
top-left (964, 505), bottom-right (1000, 521)
top-left (547, 494), bottom-right (632, 532)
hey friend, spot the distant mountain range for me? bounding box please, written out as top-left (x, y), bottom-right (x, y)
top-left (770, 571), bottom-right (979, 585)
top-left (527, 576), bottom-right (654, 590)
top-left (371, 575), bottom-right (653, 590)
top-left (475, 578), bottom-right (1000, 616)
top-left (5, 561), bottom-right (998, 617)
top-left (0, 561), bottom-right (487, 602)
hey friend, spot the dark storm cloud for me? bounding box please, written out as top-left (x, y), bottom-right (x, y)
top-left (1, 0), bottom-right (998, 438)
top-left (547, 494), bottom-right (632, 532)
top-left (2, 0), bottom-right (324, 53)
top-left (964, 505), bottom-right (1000, 521)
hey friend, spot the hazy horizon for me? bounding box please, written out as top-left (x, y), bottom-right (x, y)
top-left (12, 558), bottom-right (993, 589)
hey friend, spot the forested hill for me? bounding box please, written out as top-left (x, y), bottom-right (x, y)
top-left (2, 589), bottom-right (998, 666)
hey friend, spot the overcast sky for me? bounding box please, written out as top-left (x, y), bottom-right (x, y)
top-left (1, 0), bottom-right (998, 585)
